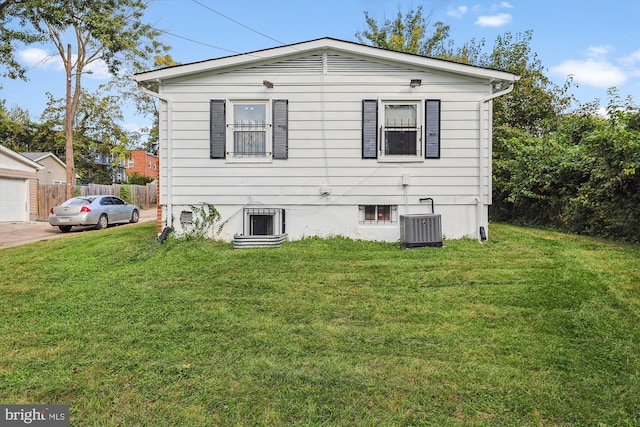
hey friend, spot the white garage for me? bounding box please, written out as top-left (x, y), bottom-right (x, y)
top-left (0, 145), bottom-right (42, 222)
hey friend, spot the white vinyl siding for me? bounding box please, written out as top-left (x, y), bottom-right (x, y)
top-left (155, 47), bottom-right (497, 240)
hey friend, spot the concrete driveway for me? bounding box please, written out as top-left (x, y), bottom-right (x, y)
top-left (0, 208), bottom-right (156, 250)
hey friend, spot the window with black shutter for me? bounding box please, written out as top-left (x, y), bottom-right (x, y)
top-left (362, 99), bottom-right (441, 161)
top-left (211, 99), bottom-right (289, 161)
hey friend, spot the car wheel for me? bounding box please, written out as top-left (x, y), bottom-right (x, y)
top-left (58, 225), bottom-right (72, 232)
top-left (130, 210), bottom-right (139, 223)
top-left (96, 214), bottom-right (108, 230)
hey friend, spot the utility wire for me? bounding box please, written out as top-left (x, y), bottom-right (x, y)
top-left (190, 0), bottom-right (287, 46)
top-left (154, 27), bottom-right (244, 55)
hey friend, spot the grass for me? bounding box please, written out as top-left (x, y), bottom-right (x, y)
top-left (0, 222), bottom-right (638, 426)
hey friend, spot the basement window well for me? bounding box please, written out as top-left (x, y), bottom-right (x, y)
top-left (243, 208), bottom-right (285, 236)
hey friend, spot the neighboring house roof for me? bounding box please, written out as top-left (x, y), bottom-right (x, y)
top-left (132, 37), bottom-right (519, 87)
top-left (0, 145), bottom-right (43, 171)
top-left (20, 152), bottom-right (66, 169)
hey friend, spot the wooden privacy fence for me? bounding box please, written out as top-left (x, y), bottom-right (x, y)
top-left (37, 182), bottom-right (157, 220)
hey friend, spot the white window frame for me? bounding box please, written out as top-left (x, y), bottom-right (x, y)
top-left (379, 100), bottom-right (423, 162)
top-left (226, 100), bottom-right (272, 163)
top-left (358, 205), bottom-right (398, 224)
top-left (243, 208), bottom-right (285, 236)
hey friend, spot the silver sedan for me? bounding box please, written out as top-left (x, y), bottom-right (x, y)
top-left (48, 195), bottom-right (140, 232)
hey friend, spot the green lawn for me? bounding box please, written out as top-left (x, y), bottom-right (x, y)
top-left (1, 222), bottom-right (638, 426)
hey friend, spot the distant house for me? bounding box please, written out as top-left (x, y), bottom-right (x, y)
top-left (0, 145), bottom-right (43, 222)
top-left (91, 152), bottom-right (123, 184)
top-left (123, 150), bottom-right (159, 180)
top-left (133, 38), bottom-right (518, 243)
top-left (20, 152), bottom-right (67, 184)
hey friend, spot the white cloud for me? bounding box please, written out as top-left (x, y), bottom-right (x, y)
top-left (447, 6), bottom-right (468, 18)
top-left (123, 123), bottom-right (149, 134)
top-left (551, 59), bottom-right (627, 88)
top-left (586, 45), bottom-right (613, 59)
top-left (18, 48), bottom-right (61, 69)
top-left (552, 45), bottom-right (640, 89)
top-left (620, 49), bottom-right (640, 67)
top-left (475, 13), bottom-right (512, 27)
top-left (85, 60), bottom-right (110, 80)
top-left (492, 1), bottom-right (513, 10)
top-left (18, 47), bottom-right (110, 79)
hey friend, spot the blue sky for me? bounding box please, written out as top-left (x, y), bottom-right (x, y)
top-left (1, 0), bottom-right (639, 134)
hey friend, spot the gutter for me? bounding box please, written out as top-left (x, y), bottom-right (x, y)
top-left (136, 81), bottom-right (174, 233)
top-left (477, 81), bottom-right (515, 242)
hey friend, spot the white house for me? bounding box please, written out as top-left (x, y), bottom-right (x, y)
top-left (133, 38), bottom-right (518, 245)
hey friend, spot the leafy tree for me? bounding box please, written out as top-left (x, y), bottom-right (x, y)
top-left (0, 0), bottom-right (42, 81)
top-left (491, 124), bottom-right (590, 227)
top-left (40, 87), bottom-right (134, 183)
top-left (492, 90), bottom-right (640, 242)
top-left (127, 171), bottom-right (154, 185)
top-left (154, 54), bottom-right (179, 69)
top-left (103, 54), bottom-right (180, 155)
top-left (356, 5), bottom-right (484, 64)
top-left (0, 102), bottom-right (32, 151)
top-left (2, 0), bottom-right (167, 193)
top-left (482, 30), bottom-right (573, 134)
top-left (0, 102), bottom-right (62, 155)
top-left (568, 90), bottom-right (640, 240)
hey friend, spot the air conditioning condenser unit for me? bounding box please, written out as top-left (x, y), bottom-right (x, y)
top-left (400, 198), bottom-right (442, 248)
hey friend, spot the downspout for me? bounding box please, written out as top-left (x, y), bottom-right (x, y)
top-left (137, 81), bottom-right (174, 234)
top-left (477, 81), bottom-right (515, 242)
top-left (321, 51), bottom-right (330, 193)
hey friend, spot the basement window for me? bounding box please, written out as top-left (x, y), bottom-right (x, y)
top-left (359, 205), bottom-right (397, 224)
top-left (243, 208), bottom-right (286, 236)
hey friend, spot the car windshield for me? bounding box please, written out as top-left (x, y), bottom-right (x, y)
top-left (64, 197), bottom-right (95, 206)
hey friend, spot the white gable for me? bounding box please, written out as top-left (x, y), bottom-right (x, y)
top-left (133, 37), bottom-right (518, 86)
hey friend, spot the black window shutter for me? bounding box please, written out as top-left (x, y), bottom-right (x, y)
top-left (281, 209), bottom-right (286, 233)
top-left (272, 99), bottom-right (288, 159)
top-left (210, 99), bottom-right (226, 159)
top-left (362, 99), bottom-right (378, 159)
top-left (425, 99), bottom-right (441, 159)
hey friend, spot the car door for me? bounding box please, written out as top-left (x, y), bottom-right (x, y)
top-left (111, 197), bottom-right (128, 222)
top-left (99, 197), bottom-right (116, 221)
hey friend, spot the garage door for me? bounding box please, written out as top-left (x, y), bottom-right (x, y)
top-left (0, 177), bottom-right (28, 222)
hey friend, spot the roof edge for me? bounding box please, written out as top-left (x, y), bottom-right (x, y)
top-left (0, 145), bottom-right (45, 170)
top-left (132, 37), bottom-right (518, 85)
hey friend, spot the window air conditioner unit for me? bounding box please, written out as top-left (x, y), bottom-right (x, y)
top-left (400, 198), bottom-right (442, 248)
